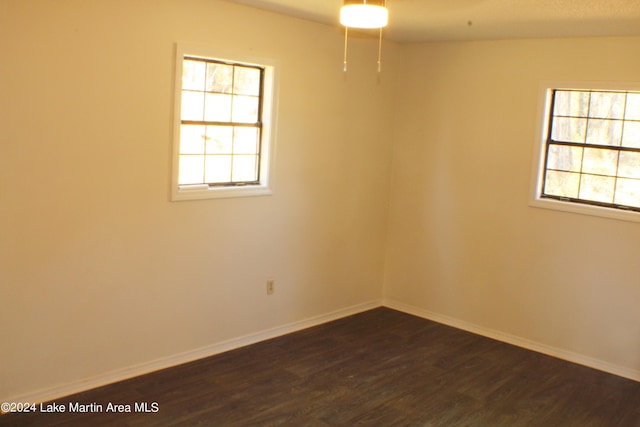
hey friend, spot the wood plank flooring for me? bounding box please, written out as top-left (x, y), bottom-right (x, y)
top-left (2, 307), bottom-right (639, 426)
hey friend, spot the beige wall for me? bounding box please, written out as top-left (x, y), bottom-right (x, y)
top-left (2, 0), bottom-right (640, 403)
top-left (385, 37), bottom-right (640, 374)
top-left (0, 0), bottom-right (396, 400)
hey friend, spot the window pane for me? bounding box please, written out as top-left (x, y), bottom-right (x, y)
top-left (204, 93), bottom-right (232, 122)
top-left (182, 60), bottom-right (205, 91)
top-left (621, 121), bottom-right (640, 148)
top-left (205, 155), bottom-right (232, 183)
top-left (547, 145), bottom-right (582, 172)
top-left (179, 155), bottom-right (204, 185)
top-left (176, 56), bottom-right (266, 193)
top-left (542, 89), bottom-right (640, 213)
top-left (553, 91), bottom-right (589, 117)
top-left (181, 91), bottom-right (204, 121)
top-left (180, 125), bottom-right (206, 154)
top-left (585, 118), bottom-right (622, 146)
top-left (614, 178), bottom-right (640, 208)
top-left (551, 117), bottom-right (586, 143)
top-left (234, 67), bottom-right (261, 96)
top-left (589, 91), bottom-right (625, 119)
top-left (581, 147), bottom-right (618, 176)
top-left (206, 63), bottom-right (233, 94)
top-left (544, 170), bottom-right (580, 198)
top-left (232, 155), bottom-right (258, 182)
top-left (206, 126), bottom-right (233, 154)
top-left (624, 93), bottom-right (640, 120)
top-left (579, 174), bottom-right (615, 203)
top-left (618, 151), bottom-right (640, 179)
top-left (234, 128), bottom-right (259, 154)
top-left (232, 95), bottom-right (259, 123)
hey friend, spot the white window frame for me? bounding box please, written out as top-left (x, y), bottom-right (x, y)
top-left (171, 43), bottom-right (278, 201)
top-left (529, 81), bottom-right (640, 223)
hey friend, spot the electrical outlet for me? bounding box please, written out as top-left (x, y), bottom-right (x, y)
top-left (266, 279), bottom-right (275, 295)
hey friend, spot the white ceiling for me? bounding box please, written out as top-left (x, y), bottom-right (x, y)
top-left (230, 0), bottom-right (640, 43)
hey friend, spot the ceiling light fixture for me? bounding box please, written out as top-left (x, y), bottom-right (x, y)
top-left (340, 0), bottom-right (388, 29)
top-left (340, 0), bottom-right (388, 72)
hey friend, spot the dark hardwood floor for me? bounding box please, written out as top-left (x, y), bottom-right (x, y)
top-left (2, 307), bottom-right (639, 426)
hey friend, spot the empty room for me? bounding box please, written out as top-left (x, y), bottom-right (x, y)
top-left (1, 0), bottom-right (640, 425)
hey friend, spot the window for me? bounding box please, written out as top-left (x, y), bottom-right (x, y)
top-left (172, 44), bottom-right (277, 201)
top-left (530, 82), bottom-right (640, 222)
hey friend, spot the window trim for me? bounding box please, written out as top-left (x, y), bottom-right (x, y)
top-left (171, 43), bottom-right (278, 201)
top-left (529, 81), bottom-right (640, 223)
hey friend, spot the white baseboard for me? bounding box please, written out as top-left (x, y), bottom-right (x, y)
top-left (383, 298), bottom-right (640, 383)
top-left (6, 297), bottom-right (637, 411)
top-left (2, 300), bottom-right (382, 408)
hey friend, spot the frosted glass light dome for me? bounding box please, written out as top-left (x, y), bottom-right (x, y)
top-left (340, 1), bottom-right (388, 29)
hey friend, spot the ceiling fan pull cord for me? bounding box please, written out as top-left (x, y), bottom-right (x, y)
top-left (378, 27), bottom-right (383, 72)
top-left (343, 26), bottom-right (349, 72)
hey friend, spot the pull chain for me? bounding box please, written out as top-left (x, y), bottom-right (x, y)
top-left (377, 27), bottom-right (383, 72)
top-left (343, 26), bottom-right (349, 72)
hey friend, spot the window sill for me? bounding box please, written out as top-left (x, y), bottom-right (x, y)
top-left (172, 184), bottom-right (272, 201)
top-left (529, 195), bottom-right (640, 223)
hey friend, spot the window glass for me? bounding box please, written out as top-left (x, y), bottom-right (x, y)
top-left (178, 57), bottom-right (264, 186)
top-left (541, 89), bottom-right (640, 212)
